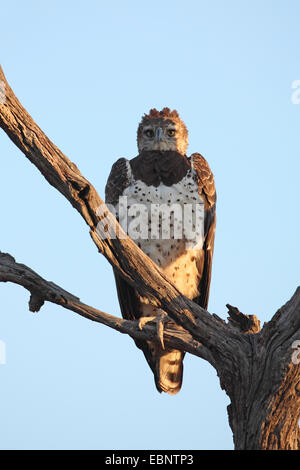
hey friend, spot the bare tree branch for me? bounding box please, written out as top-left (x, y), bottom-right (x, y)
top-left (226, 304), bottom-right (261, 333)
top-left (0, 251), bottom-right (208, 359)
top-left (0, 64), bottom-right (246, 367)
top-left (0, 64), bottom-right (299, 449)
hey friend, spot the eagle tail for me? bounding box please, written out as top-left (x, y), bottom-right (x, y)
top-left (154, 348), bottom-right (184, 395)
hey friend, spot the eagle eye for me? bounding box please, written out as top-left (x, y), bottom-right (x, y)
top-left (144, 129), bottom-right (154, 138)
top-left (167, 129), bottom-right (175, 137)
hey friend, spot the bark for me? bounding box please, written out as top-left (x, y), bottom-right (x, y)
top-left (0, 251), bottom-right (206, 359)
top-left (0, 65), bottom-right (299, 450)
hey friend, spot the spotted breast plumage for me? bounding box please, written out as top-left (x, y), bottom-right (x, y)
top-left (105, 108), bottom-right (216, 394)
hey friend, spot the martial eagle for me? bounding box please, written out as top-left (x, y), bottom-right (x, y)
top-left (105, 108), bottom-right (216, 394)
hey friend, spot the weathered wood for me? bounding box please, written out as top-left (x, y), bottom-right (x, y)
top-left (0, 65), bottom-right (241, 363)
top-left (226, 289), bottom-right (300, 449)
top-left (0, 65), bottom-right (299, 449)
top-left (226, 304), bottom-right (261, 333)
top-left (0, 251), bottom-right (207, 359)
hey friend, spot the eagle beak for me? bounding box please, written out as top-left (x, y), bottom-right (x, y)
top-left (154, 127), bottom-right (163, 142)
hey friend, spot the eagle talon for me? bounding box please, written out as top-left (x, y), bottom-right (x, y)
top-left (156, 310), bottom-right (168, 350)
top-left (138, 311), bottom-right (168, 350)
top-left (138, 316), bottom-right (156, 330)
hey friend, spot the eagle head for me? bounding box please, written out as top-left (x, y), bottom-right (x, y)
top-left (137, 107), bottom-right (188, 155)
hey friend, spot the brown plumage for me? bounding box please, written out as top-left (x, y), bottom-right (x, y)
top-left (130, 150), bottom-right (190, 187)
top-left (105, 108), bottom-right (216, 394)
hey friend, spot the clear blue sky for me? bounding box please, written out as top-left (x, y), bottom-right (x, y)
top-left (0, 0), bottom-right (299, 450)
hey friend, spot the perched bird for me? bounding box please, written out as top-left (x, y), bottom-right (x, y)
top-left (105, 108), bottom-right (216, 394)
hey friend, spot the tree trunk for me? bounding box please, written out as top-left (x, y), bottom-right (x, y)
top-left (225, 302), bottom-right (300, 450)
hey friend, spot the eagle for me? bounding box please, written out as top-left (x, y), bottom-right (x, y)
top-left (105, 108), bottom-right (216, 395)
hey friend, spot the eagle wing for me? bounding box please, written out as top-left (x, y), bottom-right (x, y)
top-left (190, 153), bottom-right (216, 309)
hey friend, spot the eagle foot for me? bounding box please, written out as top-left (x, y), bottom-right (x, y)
top-left (138, 311), bottom-right (168, 350)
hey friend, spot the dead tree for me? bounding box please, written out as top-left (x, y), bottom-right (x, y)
top-left (0, 65), bottom-right (299, 450)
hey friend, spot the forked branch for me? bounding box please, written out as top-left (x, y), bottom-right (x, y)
top-left (0, 64), bottom-right (246, 368)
